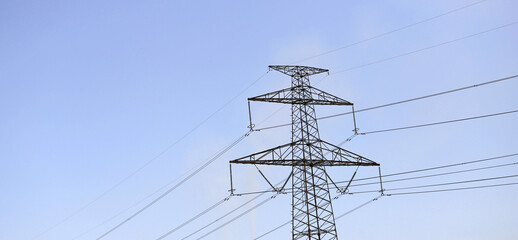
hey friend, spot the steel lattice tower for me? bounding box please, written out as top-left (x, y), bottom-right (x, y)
top-left (230, 65), bottom-right (379, 240)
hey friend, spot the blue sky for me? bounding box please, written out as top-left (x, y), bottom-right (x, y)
top-left (1, 0), bottom-right (517, 239)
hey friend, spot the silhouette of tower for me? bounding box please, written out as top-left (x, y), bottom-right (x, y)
top-left (230, 65), bottom-right (379, 240)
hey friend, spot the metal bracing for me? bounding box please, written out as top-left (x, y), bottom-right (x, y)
top-left (248, 86), bottom-right (353, 106)
top-left (230, 139), bottom-right (378, 167)
top-left (230, 65), bottom-right (379, 240)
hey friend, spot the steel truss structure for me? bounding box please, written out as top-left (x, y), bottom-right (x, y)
top-left (230, 65), bottom-right (379, 240)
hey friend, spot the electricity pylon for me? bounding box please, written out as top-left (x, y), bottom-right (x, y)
top-left (230, 65), bottom-right (379, 240)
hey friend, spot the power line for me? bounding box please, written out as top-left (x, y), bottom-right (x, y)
top-left (71, 159), bottom-right (223, 240)
top-left (72, 136), bottom-right (247, 239)
top-left (355, 153), bottom-right (518, 182)
top-left (176, 176), bottom-right (290, 240)
top-left (382, 174), bottom-right (518, 192)
top-left (177, 154), bottom-right (518, 239)
top-left (331, 21), bottom-right (518, 75)
top-left (154, 196), bottom-right (231, 240)
top-left (334, 195), bottom-right (383, 219)
top-left (291, 0), bottom-right (487, 64)
top-left (358, 109), bottom-right (518, 135)
top-left (255, 180), bottom-right (518, 238)
top-left (194, 194), bottom-right (280, 240)
top-left (237, 163), bottom-right (518, 196)
top-left (79, 160), bottom-right (518, 239)
top-left (349, 175), bottom-right (518, 195)
top-left (96, 130), bottom-right (251, 239)
top-left (32, 71), bottom-right (269, 240)
top-left (245, 176), bottom-right (518, 238)
top-left (254, 219), bottom-right (290, 240)
top-left (386, 182), bottom-right (518, 196)
top-left (177, 194), bottom-right (265, 240)
top-left (342, 162), bottom-right (518, 188)
top-left (73, 141), bottom-right (257, 240)
top-left (255, 74), bottom-right (518, 131)
top-left (231, 153), bottom-right (518, 196)
top-left (171, 153), bottom-right (517, 239)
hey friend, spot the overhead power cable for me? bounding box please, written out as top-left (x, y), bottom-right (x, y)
top-left (96, 130), bottom-right (252, 240)
top-left (177, 194), bottom-right (264, 240)
top-left (386, 182), bottom-right (518, 196)
top-left (348, 175), bottom-right (518, 195)
top-left (194, 194), bottom-right (280, 240)
top-left (358, 109), bottom-right (518, 135)
top-left (73, 140), bottom-right (255, 240)
top-left (176, 177), bottom-right (290, 240)
top-left (72, 159), bottom-right (230, 240)
top-left (342, 161), bottom-right (518, 188)
top-left (331, 21), bottom-right (518, 75)
top-left (255, 74), bottom-right (518, 131)
top-left (33, 71), bottom-right (269, 240)
top-left (354, 153), bottom-right (518, 182)
top-left (236, 163), bottom-right (518, 197)
top-left (232, 153), bottom-right (518, 196)
top-left (158, 194), bottom-right (264, 240)
top-left (381, 174), bottom-right (518, 192)
top-left (154, 196), bottom-right (231, 240)
top-left (291, 0), bottom-right (487, 64)
top-left (174, 153), bottom-right (517, 239)
top-left (253, 219), bottom-right (290, 240)
top-left (255, 180), bottom-right (518, 238)
top-left (242, 175), bottom-right (518, 196)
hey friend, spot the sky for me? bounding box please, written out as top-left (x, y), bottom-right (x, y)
top-left (1, 0), bottom-right (517, 239)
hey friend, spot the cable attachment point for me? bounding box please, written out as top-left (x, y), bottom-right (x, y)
top-left (228, 189), bottom-right (236, 196)
top-left (379, 189), bottom-right (386, 196)
top-left (245, 130), bottom-right (253, 137)
top-left (275, 188), bottom-right (285, 194)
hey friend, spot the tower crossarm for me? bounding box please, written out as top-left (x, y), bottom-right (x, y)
top-left (248, 86), bottom-right (353, 106)
top-left (269, 65), bottom-right (329, 77)
top-left (230, 139), bottom-right (378, 167)
top-left (229, 159), bottom-right (377, 167)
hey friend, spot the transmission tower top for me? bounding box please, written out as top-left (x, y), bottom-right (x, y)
top-left (249, 65), bottom-right (354, 106)
top-left (269, 65), bottom-right (329, 77)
